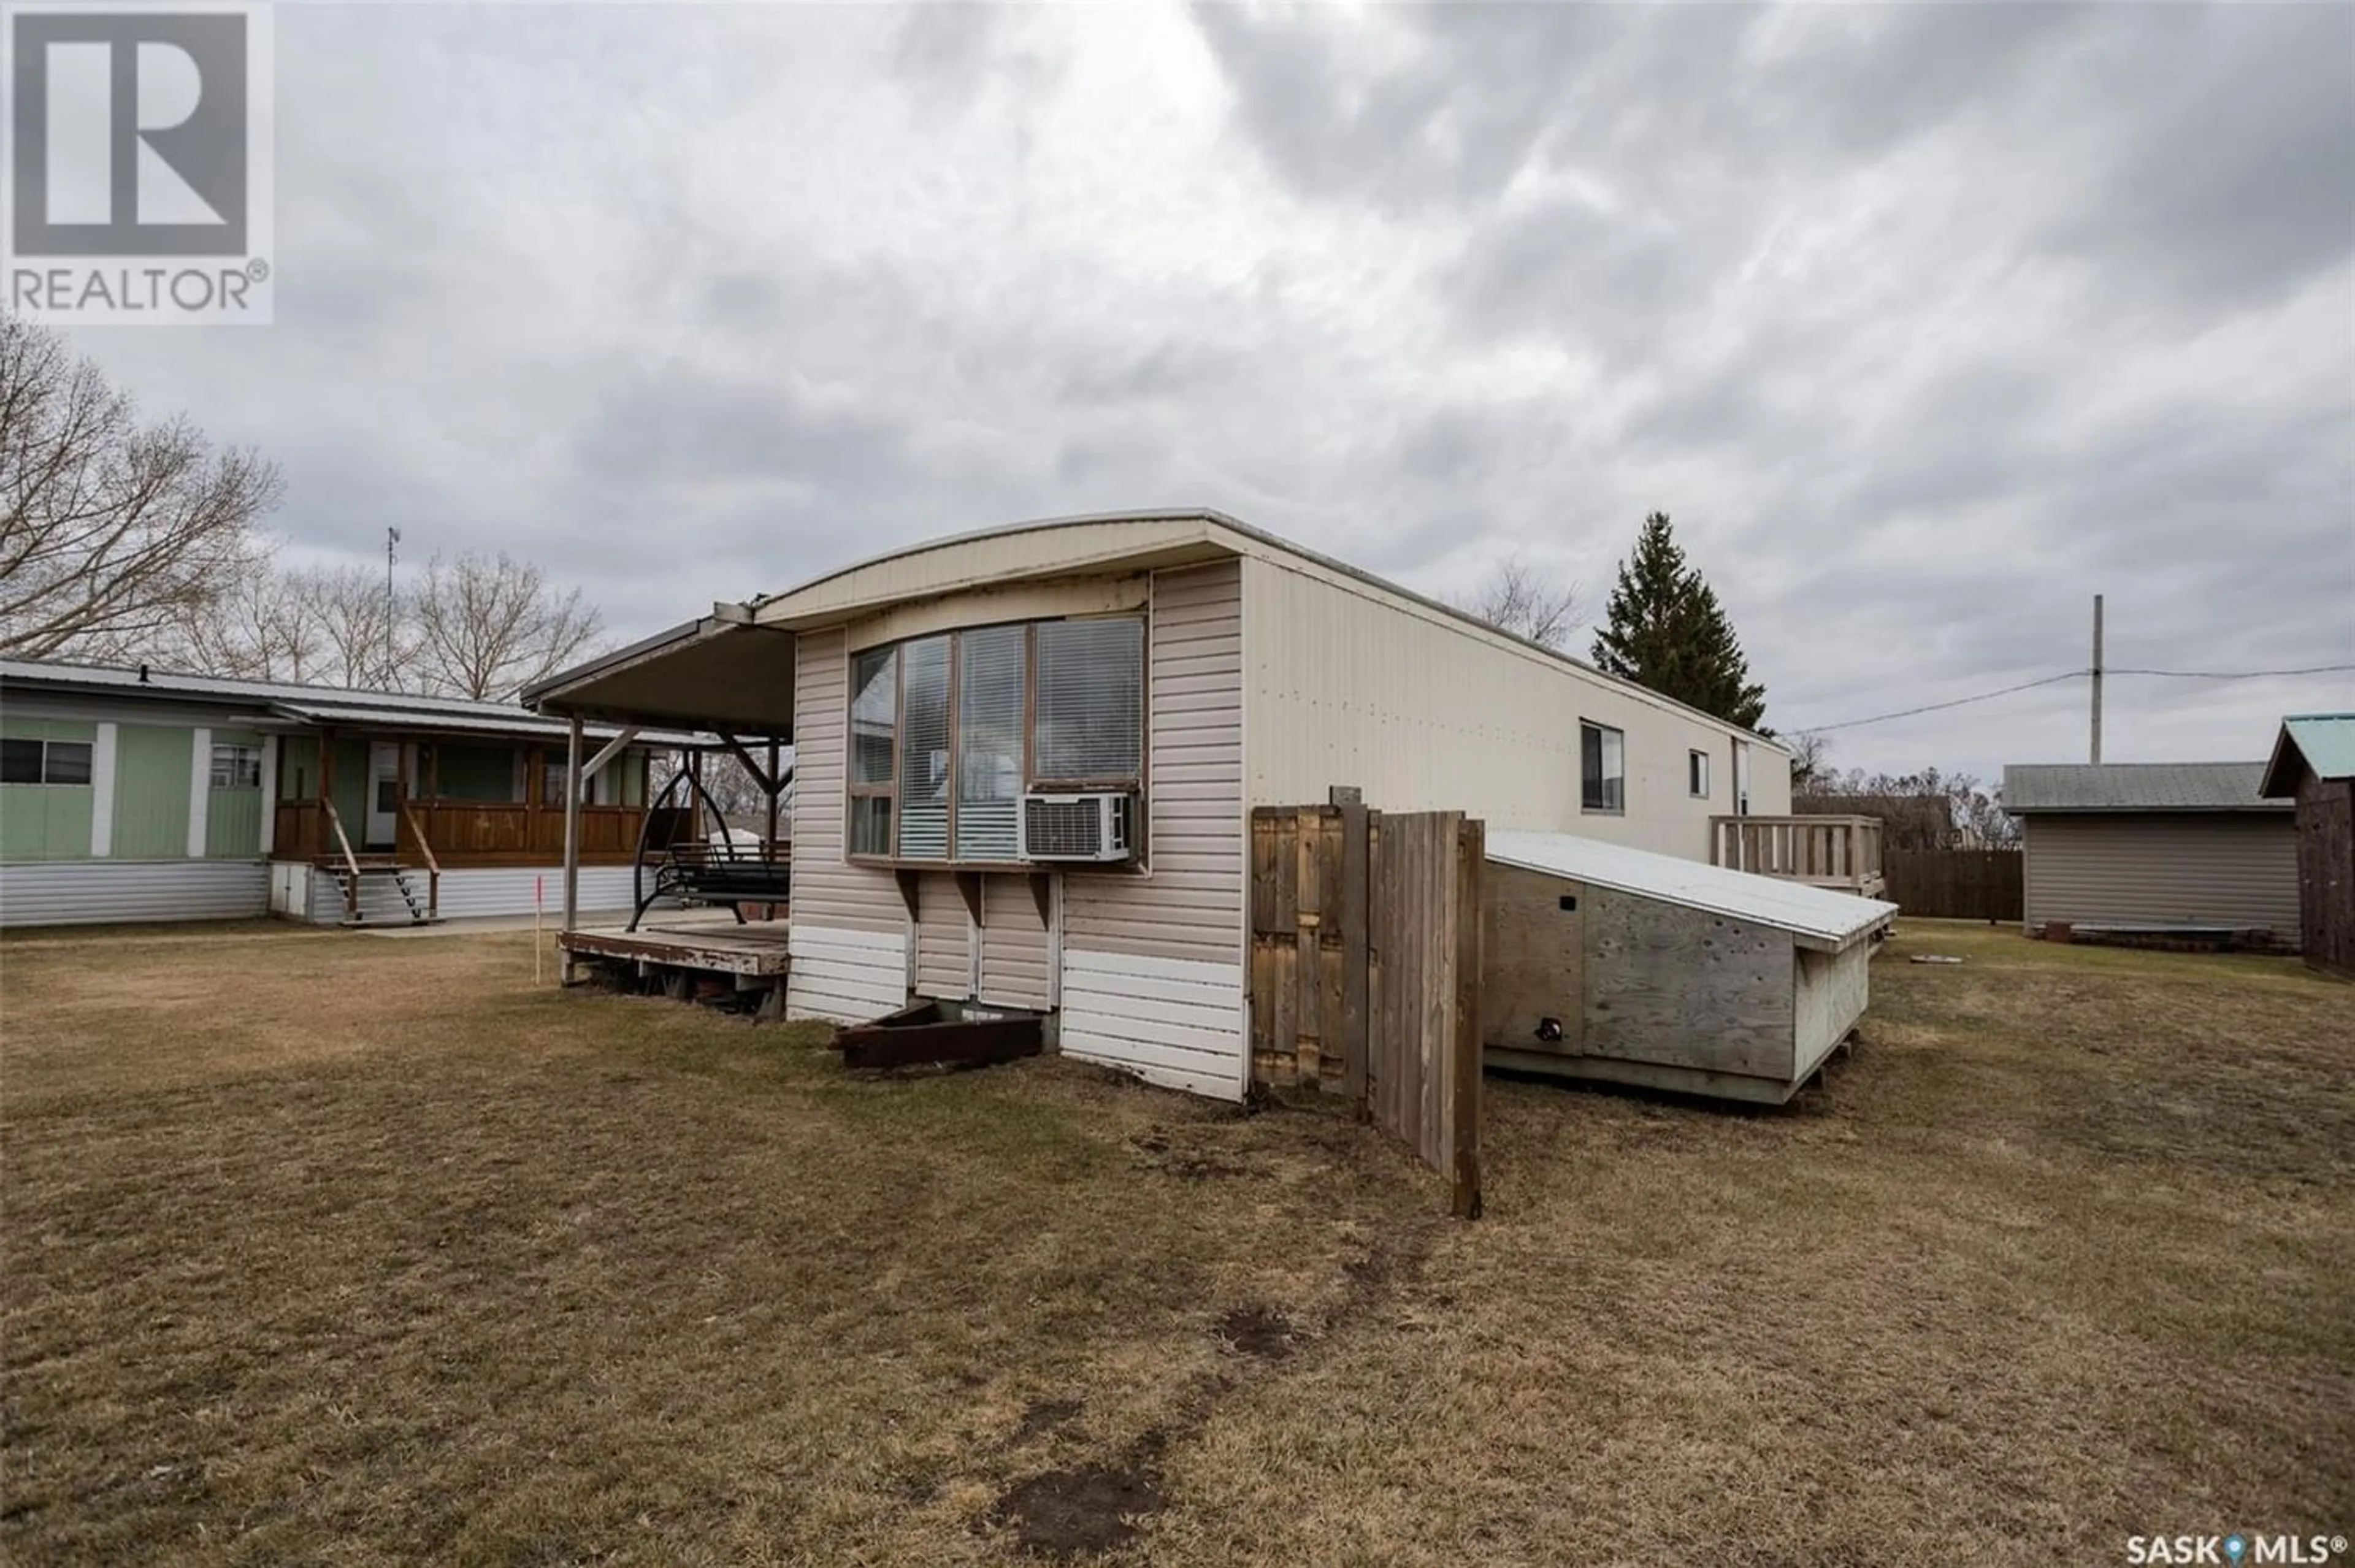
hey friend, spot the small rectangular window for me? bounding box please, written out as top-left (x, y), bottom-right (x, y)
top-left (1580, 722), bottom-right (1624, 814)
top-left (1688, 749), bottom-right (1710, 798)
top-left (5, 738), bottom-right (94, 785)
top-left (210, 743), bottom-right (261, 789)
top-left (1, 738), bottom-right (43, 784)
top-left (45, 743), bottom-right (91, 785)
top-left (848, 794), bottom-right (894, 858)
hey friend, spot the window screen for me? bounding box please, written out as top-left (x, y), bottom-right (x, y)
top-left (1033, 618), bottom-right (1143, 781)
top-left (1581, 722), bottom-right (1625, 813)
top-left (849, 646), bottom-right (897, 786)
top-left (955, 624), bottom-right (1025, 859)
top-left (45, 743), bottom-right (91, 785)
top-left (898, 635), bottom-right (952, 859)
top-left (212, 744), bottom-right (261, 789)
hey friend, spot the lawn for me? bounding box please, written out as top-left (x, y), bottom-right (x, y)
top-left (2, 918), bottom-right (2349, 1565)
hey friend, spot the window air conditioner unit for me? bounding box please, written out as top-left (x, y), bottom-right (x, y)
top-left (1020, 792), bottom-right (1136, 862)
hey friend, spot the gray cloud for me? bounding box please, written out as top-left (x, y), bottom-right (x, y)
top-left (53, 1), bottom-right (2353, 786)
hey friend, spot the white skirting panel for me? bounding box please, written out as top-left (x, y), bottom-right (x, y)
top-left (787, 924), bottom-right (908, 1023)
top-left (290, 863), bottom-right (653, 925)
top-left (1059, 947), bottom-right (1246, 1102)
top-left (0, 860), bottom-right (268, 928)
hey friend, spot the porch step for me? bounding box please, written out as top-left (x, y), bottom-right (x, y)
top-left (331, 864), bottom-right (441, 928)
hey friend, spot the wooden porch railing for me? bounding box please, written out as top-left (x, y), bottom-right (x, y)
top-left (320, 797), bottom-right (366, 922)
top-left (398, 802), bottom-right (442, 919)
top-left (270, 799), bottom-right (678, 866)
top-left (1709, 814), bottom-right (1885, 897)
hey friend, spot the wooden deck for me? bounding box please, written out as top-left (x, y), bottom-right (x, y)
top-left (561, 915), bottom-right (792, 977)
top-left (1709, 815), bottom-right (1886, 898)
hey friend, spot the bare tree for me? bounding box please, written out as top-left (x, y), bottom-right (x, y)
top-left (0, 315), bottom-right (283, 660)
top-left (288, 564), bottom-right (412, 689)
top-left (411, 549), bottom-right (605, 700)
top-left (1459, 553), bottom-right (1580, 651)
top-left (163, 548), bottom-right (323, 681)
top-left (1786, 730), bottom-right (1834, 795)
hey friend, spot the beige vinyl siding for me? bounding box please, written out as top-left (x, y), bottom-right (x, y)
top-left (1062, 560), bottom-right (1245, 968)
top-left (1243, 556), bottom-right (1789, 862)
top-left (914, 871), bottom-right (971, 999)
top-left (787, 625), bottom-right (910, 936)
top-left (2021, 813), bottom-right (2300, 934)
top-left (979, 873), bottom-right (1051, 1009)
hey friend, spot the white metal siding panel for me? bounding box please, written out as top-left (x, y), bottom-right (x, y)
top-left (789, 626), bottom-right (914, 935)
top-left (0, 860), bottom-right (267, 928)
top-left (787, 924), bottom-right (908, 1023)
top-left (1060, 949), bottom-right (1244, 1101)
top-left (914, 871), bottom-right (971, 999)
top-left (979, 873), bottom-right (1051, 1009)
top-left (2020, 814), bottom-right (2302, 933)
top-left (1062, 560), bottom-right (1246, 968)
top-left (293, 864), bottom-right (652, 924)
top-left (1243, 557), bottom-right (1790, 861)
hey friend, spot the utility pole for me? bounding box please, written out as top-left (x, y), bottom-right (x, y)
top-left (2089, 592), bottom-right (2104, 765)
top-left (385, 526), bottom-right (402, 690)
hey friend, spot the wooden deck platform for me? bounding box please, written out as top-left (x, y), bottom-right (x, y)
top-left (560, 915), bottom-right (792, 979)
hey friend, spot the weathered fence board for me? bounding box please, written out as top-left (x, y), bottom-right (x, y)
top-left (1883, 849), bottom-right (2023, 922)
top-left (1249, 804), bottom-right (1482, 1217)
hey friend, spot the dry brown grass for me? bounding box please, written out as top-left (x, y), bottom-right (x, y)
top-left (4, 919), bottom-right (2349, 1565)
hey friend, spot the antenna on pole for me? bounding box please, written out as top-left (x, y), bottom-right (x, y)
top-left (2089, 593), bottom-right (2104, 765)
top-left (385, 527), bottom-right (402, 690)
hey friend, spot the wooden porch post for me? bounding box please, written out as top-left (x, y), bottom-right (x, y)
top-left (562, 715), bottom-right (583, 931)
top-left (765, 738), bottom-right (780, 847)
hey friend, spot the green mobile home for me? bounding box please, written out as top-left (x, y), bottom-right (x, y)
top-left (0, 660), bottom-right (700, 928)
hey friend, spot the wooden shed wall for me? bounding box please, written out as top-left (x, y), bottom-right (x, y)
top-left (2294, 772), bottom-right (2354, 976)
top-left (1481, 864), bottom-right (1814, 1100)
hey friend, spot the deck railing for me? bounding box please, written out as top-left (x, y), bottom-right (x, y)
top-left (1709, 814), bottom-right (1885, 896)
top-left (270, 799), bottom-right (683, 866)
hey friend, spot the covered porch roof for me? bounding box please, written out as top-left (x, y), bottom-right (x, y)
top-left (521, 610), bottom-right (797, 735)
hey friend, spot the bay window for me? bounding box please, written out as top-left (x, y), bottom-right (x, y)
top-left (847, 616), bottom-right (1144, 863)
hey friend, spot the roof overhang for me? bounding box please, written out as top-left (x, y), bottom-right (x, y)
top-left (523, 610), bottom-right (795, 735)
top-left (2261, 714), bottom-right (2355, 797)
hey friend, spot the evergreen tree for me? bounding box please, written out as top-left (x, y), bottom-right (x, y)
top-left (1589, 511), bottom-right (1769, 731)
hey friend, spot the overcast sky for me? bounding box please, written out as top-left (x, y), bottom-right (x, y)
top-left (69, 1), bottom-right (2355, 781)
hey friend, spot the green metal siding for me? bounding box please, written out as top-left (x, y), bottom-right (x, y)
top-left (112, 725), bottom-right (193, 860)
top-left (205, 729), bottom-right (263, 858)
top-left (0, 717), bottom-right (96, 862)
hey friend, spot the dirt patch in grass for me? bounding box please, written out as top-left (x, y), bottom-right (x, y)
top-left (5, 917), bottom-right (2351, 1564)
top-left (998, 1461), bottom-right (1167, 1558)
top-left (1215, 1306), bottom-right (1295, 1361)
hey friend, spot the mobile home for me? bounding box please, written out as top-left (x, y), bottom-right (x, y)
top-left (0, 660), bottom-right (695, 928)
top-left (532, 510), bottom-right (1821, 1101)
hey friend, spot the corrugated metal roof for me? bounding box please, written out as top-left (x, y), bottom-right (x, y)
top-left (1, 659), bottom-right (707, 746)
top-left (2002, 762), bottom-right (2285, 813)
top-left (2261, 713), bottom-right (2355, 795)
top-left (1485, 830), bottom-right (1897, 949)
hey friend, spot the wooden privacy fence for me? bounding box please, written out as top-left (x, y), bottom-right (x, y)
top-left (1249, 804), bottom-right (1485, 1218)
top-left (1882, 849), bottom-right (2023, 922)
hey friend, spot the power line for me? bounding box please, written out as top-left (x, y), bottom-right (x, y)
top-left (1796, 671), bottom-right (2086, 733)
top-left (1792, 660), bottom-right (2355, 735)
top-left (2107, 663), bottom-right (2355, 679)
